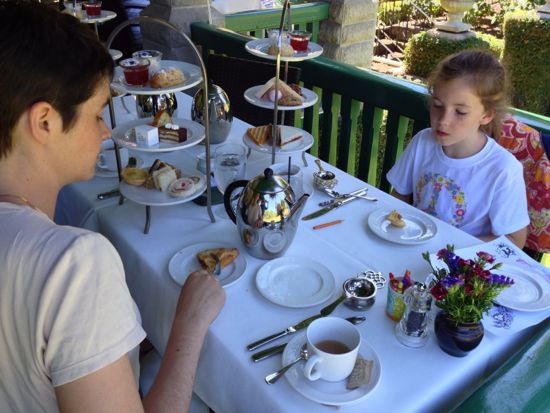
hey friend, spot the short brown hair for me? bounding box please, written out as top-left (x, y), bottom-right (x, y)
top-left (0, 1), bottom-right (114, 159)
top-left (428, 49), bottom-right (509, 139)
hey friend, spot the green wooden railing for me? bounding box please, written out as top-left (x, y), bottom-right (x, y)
top-left (190, 21), bottom-right (550, 192)
top-left (224, 1), bottom-right (329, 41)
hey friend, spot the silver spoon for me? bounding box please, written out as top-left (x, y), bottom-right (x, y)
top-left (265, 345), bottom-right (308, 384)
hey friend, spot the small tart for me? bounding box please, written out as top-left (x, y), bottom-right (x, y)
top-left (121, 167), bottom-right (148, 186)
top-left (387, 210), bottom-right (406, 228)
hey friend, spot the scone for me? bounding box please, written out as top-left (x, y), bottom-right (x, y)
top-left (387, 210), bottom-right (406, 228)
top-left (150, 67), bottom-right (185, 88)
top-left (196, 248), bottom-right (239, 273)
top-left (267, 42), bottom-right (294, 57)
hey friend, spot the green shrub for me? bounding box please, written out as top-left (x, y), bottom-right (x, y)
top-left (403, 31), bottom-right (503, 78)
top-left (502, 10), bottom-right (550, 116)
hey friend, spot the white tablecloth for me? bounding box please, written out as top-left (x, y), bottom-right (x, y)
top-left (55, 93), bottom-right (549, 413)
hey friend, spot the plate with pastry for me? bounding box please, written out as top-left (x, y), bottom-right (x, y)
top-left (256, 256), bottom-right (335, 308)
top-left (114, 60), bottom-right (202, 95)
top-left (112, 116), bottom-right (205, 153)
top-left (367, 208), bottom-right (437, 245)
top-left (244, 79), bottom-right (318, 110)
top-left (243, 125), bottom-right (314, 155)
top-left (245, 38), bottom-right (323, 62)
top-left (168, 242), bottom-right (246, 288)
top-left (119, 159), bottom-right (206, 206)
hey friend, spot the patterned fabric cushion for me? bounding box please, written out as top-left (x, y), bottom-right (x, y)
top-left (498, 116), bottom-right (550, 253)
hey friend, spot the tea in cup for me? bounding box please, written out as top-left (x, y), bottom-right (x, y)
top-left (97, 140), bottom-right (128, 171)
top-left (303, 317), bottom-right (360, 382)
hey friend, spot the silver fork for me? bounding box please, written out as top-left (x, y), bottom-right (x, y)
top-left (210, 254), bottom-right (221, 276)
top-left (325, 188), bottom-right (378, 202)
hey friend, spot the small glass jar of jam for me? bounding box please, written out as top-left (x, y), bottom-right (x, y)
top-left (132, 50), bottom-right (163, 76)
top-left (83, 0), bottom-right (102, 17)
top-left (119, 58), bottom-right (150, 86)
top-left (288, 30), bottom-right (311, 52)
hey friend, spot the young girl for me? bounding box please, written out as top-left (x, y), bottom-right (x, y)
top-left (387, 50), bottom-right (529, 248)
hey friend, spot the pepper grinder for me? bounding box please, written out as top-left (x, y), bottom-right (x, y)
top-left (395, 282), bottom-right (432, 348)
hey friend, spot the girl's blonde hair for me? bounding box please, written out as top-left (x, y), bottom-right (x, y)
top-left (428, 49), bottom-right (509, 139)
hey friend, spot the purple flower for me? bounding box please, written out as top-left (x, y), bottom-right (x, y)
top-left (441, 275), bottom-right (464, 289)
top-left (489, 273), bottom-right (514, 286)
top-left (476, 251), bottom-right (495, 264)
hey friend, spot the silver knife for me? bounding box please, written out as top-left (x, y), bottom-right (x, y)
top-left (301, 189), bottom-right (367, 221)
top-left (246, 294), bottom-right (346, 351)
top-left (246, 313), bottom-right (322, 351)
top-left (97, 189), bottom-right (121, 200)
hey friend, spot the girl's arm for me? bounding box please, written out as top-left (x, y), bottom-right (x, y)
top-left (478, 226), bottom-right (528, 249)
top-left (390, 189), bottom-right (412, 204)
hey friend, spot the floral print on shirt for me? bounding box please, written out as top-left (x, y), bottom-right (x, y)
top-left (415, 172), bottom-right (466, 227)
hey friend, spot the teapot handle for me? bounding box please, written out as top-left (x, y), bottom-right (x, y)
top-left (223, 180), bottom-right (248, 224)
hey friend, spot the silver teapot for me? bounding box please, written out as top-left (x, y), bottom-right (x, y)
top-left (224, 168), bottom-right (309, 260)
top-left (191, 82), bottom-right (233, 144)
top-left (135, 93), bottom-right (178, 118)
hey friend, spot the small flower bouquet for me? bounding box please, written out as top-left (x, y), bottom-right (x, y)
top-left (423, 245), bottom-right (514, 324)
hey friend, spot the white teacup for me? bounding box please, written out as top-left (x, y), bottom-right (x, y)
top-left (97, 140), bottom-right (128, 171)
top-left (303, 317), bottom-right (360, 382)
top-left (270, 162), bottom-right (305, 197)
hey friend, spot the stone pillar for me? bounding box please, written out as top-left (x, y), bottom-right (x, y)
top-left (140, 0), bottom-right (224, 61)
top-left (317, 0), bottom-right (378, 68)
top-left (538, 0), bottom-right (550, 19)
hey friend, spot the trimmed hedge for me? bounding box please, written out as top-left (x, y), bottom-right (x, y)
top-left (403, 31), bottom-right (503, 78)
top-left (503, 11), bottom-right (550, 116)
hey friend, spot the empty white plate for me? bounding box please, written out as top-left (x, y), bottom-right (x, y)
top-left (494, 263), bottom-right (550, 312)
top-left (256, 256), bottom-right (335, 308)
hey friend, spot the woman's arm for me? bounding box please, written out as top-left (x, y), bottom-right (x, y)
top-left (55, 271), bottom-right (225, 413)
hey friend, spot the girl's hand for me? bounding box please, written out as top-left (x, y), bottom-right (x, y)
top-left (390, 189), bottom-right (412, 204)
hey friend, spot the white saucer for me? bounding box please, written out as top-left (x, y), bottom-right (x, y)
top-left (113, 118), bottom-right (205, 153)
top-left (168, 242), bottom-right (247, 288)
top-left (245, 38), bottom-right (323, 62)
top-left (256, 256), bottom-right (335, 308)
top-left (242, 126), bottom-right (314, 155)
top-left (114, 60), bottom-right (202, 95)
top-left (283, 332), bottom-right (381, 406)
top-left (368, 208), bottom-right (437, 245)
top-left (494, 263), bottom-right (550, 312)
top-left (243, 85), bottom-right (318, 111)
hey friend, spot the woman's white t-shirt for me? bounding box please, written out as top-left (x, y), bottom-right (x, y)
top-left (0, 204), bottom-right (146, 412)
top-left (387, 128), bottom-right (529, 237)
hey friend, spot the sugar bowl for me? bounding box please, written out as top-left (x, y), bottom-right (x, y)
top-left (342, 270), bottom-right (386, 311)
top-left (313, 159), bottom-right (338, 190)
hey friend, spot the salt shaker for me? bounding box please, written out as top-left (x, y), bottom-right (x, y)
top-left (395, 282), bottom-right (432, 347)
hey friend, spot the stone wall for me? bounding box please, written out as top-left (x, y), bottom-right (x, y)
top-left (140, 0), bottom-right (223, 61)
top-left (318, 0), bottom-right (378, 68)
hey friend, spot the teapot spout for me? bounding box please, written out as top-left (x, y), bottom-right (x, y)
top-left (288, 193), bottom-right (310, 221)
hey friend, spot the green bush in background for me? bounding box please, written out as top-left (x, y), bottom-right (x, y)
top-left (503, 10), bottom-right (550, 116)
top-left (403, 31), bottom-right (503, 78)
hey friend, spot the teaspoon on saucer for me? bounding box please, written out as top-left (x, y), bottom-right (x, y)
top-left (265, 345), bottom-right (309, 384)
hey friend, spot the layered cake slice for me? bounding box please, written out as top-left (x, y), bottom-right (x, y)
top-left (158, 123), bottom-right (188, 144)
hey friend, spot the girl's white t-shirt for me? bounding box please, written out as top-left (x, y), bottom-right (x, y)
top-left (387, 128), bottom-right (529, 237)
top-left (0, 204), bottom-right (146, 412)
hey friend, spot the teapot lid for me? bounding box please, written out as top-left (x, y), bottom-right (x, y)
top-left (250, 168), bottom-right (289, 194)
